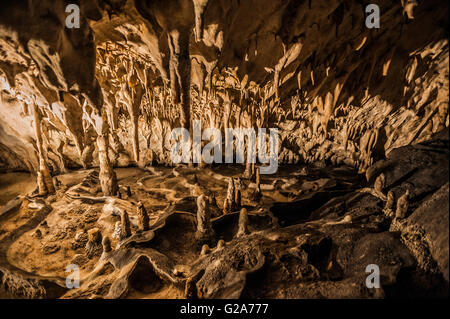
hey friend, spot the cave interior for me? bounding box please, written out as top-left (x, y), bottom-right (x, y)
top-left (0, 0), bottom-right (448, 299)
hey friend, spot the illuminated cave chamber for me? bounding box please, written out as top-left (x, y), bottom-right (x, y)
top-left (0, 0), bottom-right (448, 299)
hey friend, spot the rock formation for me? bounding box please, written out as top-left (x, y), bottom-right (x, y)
top-left (195, 194), bottom-right (214, 242)
top-left (85, 227), bottom-right (103, 258)
top-left (137, 201), bottom-right (150, 231)
top-left (0, 0), bottom-right (448, 301)
top-left (120, 210), bottom-right (132, 240)
top-left (236, 208), bottom-right (250, 238)
top-left (396, 189), bottom-right (410, 219)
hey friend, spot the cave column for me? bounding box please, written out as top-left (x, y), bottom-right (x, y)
top-left (130, 85), bottom-right (144, 164)
top-left (167, 29), bottom-right (191, 131)
top-left (32, 103), bottom-right (55, 195)
top-left (95, 109), bottom-right (118, 196)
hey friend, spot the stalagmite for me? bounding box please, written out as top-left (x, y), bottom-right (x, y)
top-left (200, 244), bottom-right (210, 256)
top-left (0, 0), bottom-right (448, 301)
top-left (235, 208), bottom-right (249, 238)
top-left (85, 228), bottom-right (103, 258)
top-left (97, 131), bottom-right (118, 196)
top-left (120, 211), bottom-right (132, 240)
top-left (250, 169), bottom-right (262, 202)
top-left (216, 239), bottom-right (225, 250)
top-left (112, 221), bottom-right (122, 239)
top-left (223, 177), bottom-right (235, 214)
top-left (234, 178), bottom-right (242, 209)
top-left (137, 201), bottom-right (150, 231)
top-left (244, 136), bottom-right (253, 179)
top-left (195, 194), bottom-right (214, 241)
top-left (185, 269), bottom-right (204, 300)
top-left (120, 68), bottom-right (144, 163)
top-left (396, 189), bottom-right (410, 219)
top-left (374, 173), bottom-right (386, 194)
top-left (384, 190), bottom-right (395, 218)
top-left (102, 236), bottom-right (112, 253)
top-left (32, 103), bottom-right (55, 195)
top-left (88, 107), bottom-right (118, 196)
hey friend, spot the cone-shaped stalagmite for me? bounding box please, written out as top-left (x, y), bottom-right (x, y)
top-left (255, 168), bottom-right (261, 188)
top-left (250, 168), bottom-right (262, 202)
top-left (384, 190), bottom-right (395, 218)
top-left (32, 103), bottom-right (55, 195)
top-left (137, 201), bottom-right (150, 231)
top-left (236, 208), bottom-right (249, 238)
top-left (374, 173), bottom-right (385, 193)
top-left (120, 210), bottom-right (132, 240)
top-left (85, 228), bottom-right (103, 258)
top-left (92, 108), bottom-right (118, 196)
top-left (200, 244), bottom-right (210, 256)
top-left (195, 194), bottom-right (214, 241)
top-left (223, 177), bottom-right (235, 214)
top-left (102, 236), bottom-right (112, 253)
top-left (234, 178), bottom-right (242, 209)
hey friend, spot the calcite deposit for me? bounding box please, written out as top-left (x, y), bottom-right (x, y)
top-left (0, 0), bottom-right (448, 299)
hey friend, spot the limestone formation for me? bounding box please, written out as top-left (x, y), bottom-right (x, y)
top-left (250, 171), bottom-right (262, 202)
top-left (396, 190), bottom-right (410, 219)
top-left (120, 211), bottom-right (132, 240)
top-left (236, 208), bottom-right (250, 238)
top-left (102, 236), bottom-right (112, 253)
top-left (126, 186), bottom-right (132, 198)
top-left (200, 244), bottom-right (210, 256)
top-left (185, 269), bottom-right (205, 300)
top-left (32, 103), bottom-right (55, 196)
top-left (255, 168), bottom-right (261, 188)
top-left (384, 191), bottom-right (396, 218)
top-left (374, 173), bottom-right (386, 194)
top-left (137, 202), bottom-right (150, 231)
top-left (222, 198), bottom-right (231, 215)
top-left (0, 0), bottom-right (446, 178)
top-left (223, 178), bottom-right (235, 214)
top-left (216, 239), bottom-right (225, 250)
top-left (112, 221), bottom-right (122, 239)
top-left (0, 0), bottom-right (448, 301)
top-left (386, 191), bottom-right (395, 210)
top-left (85, 228), bottom-right (103, 258)
top-left (195, 195), bottom-right (214, 242)
top-left (234, 178), bottom-right (242, 209)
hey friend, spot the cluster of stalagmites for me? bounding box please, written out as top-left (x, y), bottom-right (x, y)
top-left (222, 170), bottom-right (262, 214)
top-left (372, 172), bottom-right (411, 220)
top-left (74, 201), bottom-right (152, 259)
top-left (196, 182), bottom-right (251, 243)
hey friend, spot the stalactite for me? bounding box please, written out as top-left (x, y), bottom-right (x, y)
top-left (167, 29), bottom-right (192, 131)
top-left (121, 68), bottom-right (144, 163)
top-left (192, 0), bottom-right (209, 42)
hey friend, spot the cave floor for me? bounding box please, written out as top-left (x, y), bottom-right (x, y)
top-left (0, 133), bottom-right (448, 299)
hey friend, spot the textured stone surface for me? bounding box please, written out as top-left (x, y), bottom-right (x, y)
top-left (0, 0), bottom-right (448, 300)
top-left (0, 0), bottom-right (448, 175)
